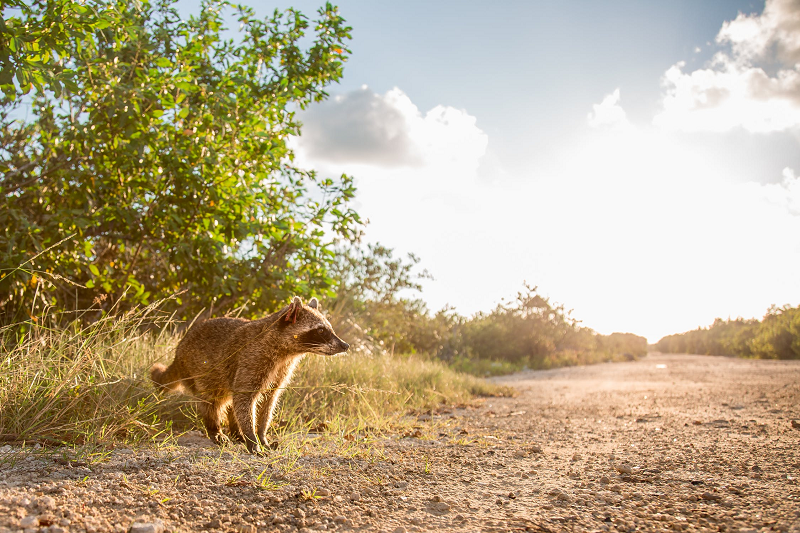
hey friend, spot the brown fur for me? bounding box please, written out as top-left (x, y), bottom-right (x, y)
top-left (151, 297), bottom-right (348, 452)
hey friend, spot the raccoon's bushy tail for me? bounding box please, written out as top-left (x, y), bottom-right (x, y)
top-left (150, 362), bottom-right (185, 393)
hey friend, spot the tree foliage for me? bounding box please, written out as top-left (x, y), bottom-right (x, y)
top-left (656, 305), bottom-right (800, 360)
top-left (0, 0), bottom-right (361, 323)
top-left (1, 0), bottom-right (124, 99)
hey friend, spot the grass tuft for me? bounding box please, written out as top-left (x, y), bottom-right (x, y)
top-left (0, 306), bottom-right (189, 446)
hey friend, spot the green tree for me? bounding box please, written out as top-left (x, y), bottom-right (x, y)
top-left (324, 243), bottom-right (434, 354)
top-left (0, 0), bottom-right (361, 324)
top-left (1, 0), bottom-right (123, 98)
top-left (750, 305), bottom-right (800, 360)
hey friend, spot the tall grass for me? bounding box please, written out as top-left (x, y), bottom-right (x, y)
top-left (0, 306), bottom-right (186, 446)
top-left (280, 351), bottom-right (499, 430)
top-left (0, 308), bottom-right (501, 447)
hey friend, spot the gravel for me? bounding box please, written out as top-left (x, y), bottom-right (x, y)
top-left (0, 353), bottom-right (798, 532)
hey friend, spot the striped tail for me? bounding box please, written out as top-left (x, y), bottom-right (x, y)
top-left (150, 362), bottom-right (185, 393)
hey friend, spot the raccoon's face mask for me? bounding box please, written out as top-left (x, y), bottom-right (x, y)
top-left (295, 324), bottom-right (350, 356)
top-left (283, 296), bottom-right (350, 355)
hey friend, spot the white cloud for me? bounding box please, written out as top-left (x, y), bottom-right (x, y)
top-left (296, 87), bottom-right (800, 343)
top-left (654, 0), bottom-right (800, 133)
top-left (296, 86), bottom-right (487, 169)
top-left (587, 89), bottom-right (630, 131)
top-left (761, 167), bottom-right (800, 215)
top-left (717, 0), bottom-right (800, 65)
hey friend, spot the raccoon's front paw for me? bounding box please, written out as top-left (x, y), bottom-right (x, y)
top-left (209, 431), bottom-right (228, 446)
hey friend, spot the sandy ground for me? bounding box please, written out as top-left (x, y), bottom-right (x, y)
top-left (1, 353), bottom-right (799, 533)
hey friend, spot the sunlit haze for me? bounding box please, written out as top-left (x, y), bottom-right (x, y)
top-left (182, 0), bottom-right (800, 342)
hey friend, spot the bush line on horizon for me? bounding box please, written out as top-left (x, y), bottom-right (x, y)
top-left (656, 304), bottom-right (800, 360)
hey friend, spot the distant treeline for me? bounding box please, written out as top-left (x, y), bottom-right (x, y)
top-left (327, 247), bottom-right (647, 375)
top-left (656, 305), bottom-right (800, 360)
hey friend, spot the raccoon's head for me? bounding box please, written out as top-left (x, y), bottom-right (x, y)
top-left (280, 296), bottom-right (349, 356)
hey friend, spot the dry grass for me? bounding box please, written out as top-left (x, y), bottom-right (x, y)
top-left (0, 308), bottom-right (502, 448)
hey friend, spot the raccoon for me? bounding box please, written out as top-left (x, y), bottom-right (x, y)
top-left (150, 296), bottom-right (349, 452)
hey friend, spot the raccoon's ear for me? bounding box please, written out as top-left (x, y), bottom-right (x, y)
top-left (284, 296), bottom-right (304, 323)
top-left (308, 297), bottom-right (318, 309)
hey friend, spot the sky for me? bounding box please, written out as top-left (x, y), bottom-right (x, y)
top-left (182, 0), bottom-right (800, 342)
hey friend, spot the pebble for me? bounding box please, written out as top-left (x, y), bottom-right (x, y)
top-left (349, 492), bottom-right (361, 501)
top-left (316, 488), bottom-right (331, 497)
top-left (19, 516), bottom-right (39, 528)
top-left (615, 464), bottom-right (633, 474)
top-left (599, 476), bottom-right (611, 484)
top-left (37, 496), bottom-right (56, 510)
top-left (293, 509), bottom-right (306, 519)
top-left (234, 525), bottom-right (255, 533)
top-left (129, 520), bottom-right (165, 533)
top-left (333, 516), bottom-right (347, 524)
top-left (393, 527), bottom-right (407, 533)
top-left (700, 492), bottom-right (722, 501)
top-left (514, 449), bottom-right (527, 457)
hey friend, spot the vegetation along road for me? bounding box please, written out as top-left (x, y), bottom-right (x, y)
top-left (1, 353), bottom-right (798, 532)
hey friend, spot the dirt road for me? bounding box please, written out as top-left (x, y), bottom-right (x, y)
top-left (1, 353), bottom-right (799, 532)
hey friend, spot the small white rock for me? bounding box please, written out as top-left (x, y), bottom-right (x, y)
top-left (615, 464), bottom-right (633, 475)
top-left (37, 496), bottom-right (56, 510)
top-left (19, 516), bottom-right (39, 528)
top-left (129, 520), bottom-right (165, 533)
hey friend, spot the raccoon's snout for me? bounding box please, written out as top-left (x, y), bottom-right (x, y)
top-left (337, 339), bottom-right (350, 353)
